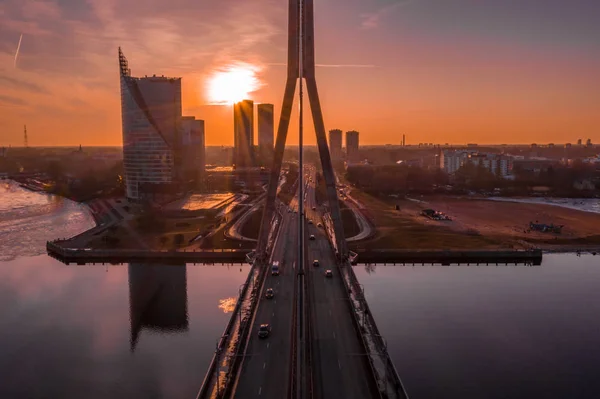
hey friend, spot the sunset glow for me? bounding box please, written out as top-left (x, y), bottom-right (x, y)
top-left (206, 64), bottom-right (263, 105)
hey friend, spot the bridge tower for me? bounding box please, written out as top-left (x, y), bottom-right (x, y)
top-left (256, 0), bottom-right (348, 262)
top-left (23, 125), bottom-right (28, 148)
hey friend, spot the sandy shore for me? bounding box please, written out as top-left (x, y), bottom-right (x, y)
top-left (400, 196), bottom-right (600, 249)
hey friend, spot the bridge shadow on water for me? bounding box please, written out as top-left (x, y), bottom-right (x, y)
top-left (128, 264), bottom-right (189, 352)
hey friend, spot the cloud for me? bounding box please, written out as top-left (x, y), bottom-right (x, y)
top-left (0, 94), bottom-right (27, 107)
top-left (361, 0), bottom-right (413, 30)
top-left (0, 76), bottom-right (48, 94)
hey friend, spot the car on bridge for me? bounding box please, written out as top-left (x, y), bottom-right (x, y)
top-left (265, 288), bottom-right (274, 299)
top-left (313, 259), bottom-right (319, 267)
top-left (271, 261), bottom-right (280, 276)
top-left (309, 234), bottom-right (315, 240)
top-left (258, 324), bottom-right (271, 339)
top-left (325, 269), bottom-right (333, 278)
top-left (312, 206), bottom-right (316, 211)
top-left (308, 219), bottom-right (313, 224)
top-left (317, 223), bottom-right (323, 228)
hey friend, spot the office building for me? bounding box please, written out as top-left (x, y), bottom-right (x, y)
top-left (234, 99), bottom-right (254, 168)
top-left (257, 104), bottom-right (274, 159)
top-left (182, 117), bottom-right (206, 183)
top-left (329, 129), bottom-right (342, 160)
top-left (119, 48), bottom-right (182, 201)
top-left (345, 130), bottom-right (360, 162)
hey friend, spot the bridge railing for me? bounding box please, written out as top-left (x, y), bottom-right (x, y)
top-left (195, 252), bottom-right (261, 399)
top-left (342, 261), bottom-right (409, 399)
top-left (321, 218), bottom-right (408, 399)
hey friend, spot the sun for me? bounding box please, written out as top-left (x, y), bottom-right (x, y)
top-left (206, 63), bottom-right (263, 105)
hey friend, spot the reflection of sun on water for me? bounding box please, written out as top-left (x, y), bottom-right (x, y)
top-left (206, 63), bottom-right (263, 105)
top-left (218, 297), bottom-right (237, 313)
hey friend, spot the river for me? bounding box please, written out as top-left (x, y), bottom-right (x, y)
top-left (1, 183), bottom-right (599, 398)
top-left (0, 183), bottom-right (250, 398)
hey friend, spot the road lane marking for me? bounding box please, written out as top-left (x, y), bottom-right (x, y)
top-left (272, 312), bottom-right (275, 316)
top-left (263, 362), bottom-right (266, 369)
top-left (259, 387), bottom-right (262, 395)
top-left (333, 332), bottom-right (336, 339)
top-left (329, 310), bottom-right (332, 316)
top-left (267, 343), bottom-right (270, 349)
top-left (338, 360), bottom-right (342, 370)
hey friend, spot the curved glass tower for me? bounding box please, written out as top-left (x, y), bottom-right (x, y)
top-left (119, 48), bottom-right (182, 201)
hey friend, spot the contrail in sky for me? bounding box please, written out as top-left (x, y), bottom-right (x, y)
top-left (14, 34), bottom-right (23, 68)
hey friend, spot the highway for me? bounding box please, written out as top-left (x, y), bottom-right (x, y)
top-left (304, 167), bottom-right (379, 399)
top-left (232, 209), bottom-right (298, 398)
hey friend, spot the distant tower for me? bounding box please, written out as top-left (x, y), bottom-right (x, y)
top-left (257, 103), bottom-right (274, 163)
top-left (345, 130), bottom-right (360, 162)
top-left (329, 129), bottom-right (342, 160)
top-left (233, 99), bottom-right (254, 168)
top-left (23, 125), bottom-right (28, 148)
top-left (577, 139), bottom-right (582, 146)
top-left (402, 134), bottom-right (406, 147)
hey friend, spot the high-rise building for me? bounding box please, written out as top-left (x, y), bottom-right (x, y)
top-left (182, 117), bottom-right (205, 183)
top-left (345, 130), bottom-right (360, 162)
top-left (119, 48), bottom-right (182, 201)
top-left (577, 139), bottom-right (583, 146)
top-left (257, 104), bottom-right (274, 159)
top-left (329, 129), bottom-right (342, 160)
top-left (234, 99), bottom-right (254, 168)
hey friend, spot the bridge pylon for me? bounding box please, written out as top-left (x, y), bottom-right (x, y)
top-left (256, 0), bottom-right (348, 263)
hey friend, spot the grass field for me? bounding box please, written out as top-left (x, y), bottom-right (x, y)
top-left (346, 189), bottom-right (509, 250)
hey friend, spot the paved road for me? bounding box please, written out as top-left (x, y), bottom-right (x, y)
top-left (306, 224), bottom-right (377, 398)
top-left (233, 210), bottom-right (298, 398)
top-left (303, 165), bottom-right (378, 398)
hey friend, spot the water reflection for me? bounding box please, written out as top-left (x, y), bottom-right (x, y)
top-left (218, 297), bottom-right (236, 313)
top-left (128, 264), bottom-right (189, 351)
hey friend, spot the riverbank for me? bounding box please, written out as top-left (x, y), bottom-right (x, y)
top-left (346, 190), bottom-right (600, 252)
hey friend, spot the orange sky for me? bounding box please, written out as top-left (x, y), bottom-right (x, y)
top-left (1, 0), bottom-right (599, 147)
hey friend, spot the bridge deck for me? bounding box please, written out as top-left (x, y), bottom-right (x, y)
top-left (232, 212), bottom-right (298, 398)
top-left (306, 224), bottom-right (380, 398)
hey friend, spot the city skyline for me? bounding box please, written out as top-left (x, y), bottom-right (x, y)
top-left (1, 0), bottom-right (600, 146)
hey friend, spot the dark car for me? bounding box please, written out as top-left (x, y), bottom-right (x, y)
top-left (265, 288), bottom-right (274, 299)
top-left (258, 324), bottom-right (271, 339)
top-left (325, 270), bottom-right (333, 278)
top-left (309, 234), bottom-right (315, 240)
top-left (313, 259), bottom-right (319, 267)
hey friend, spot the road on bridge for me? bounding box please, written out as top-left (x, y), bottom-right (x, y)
top-left (232, 209), bottom-right (298, 398)
top-left (304, 167), bottom-right (379, 399)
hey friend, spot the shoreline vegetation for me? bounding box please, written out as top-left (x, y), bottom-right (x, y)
top-left (13, 177), bottom-right (600, 254)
